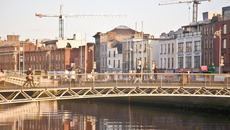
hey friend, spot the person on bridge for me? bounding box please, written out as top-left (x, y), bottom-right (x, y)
top-left (0, 69), bottom-right (5, 89)
top-left (70, 68), bottom-right (76, 86)
top-left (23, 67), bottom-right (35, 87)
top-left (133, 66), bottom-right (142, 84)
top-left (153, 65), bottom-right (158, 85)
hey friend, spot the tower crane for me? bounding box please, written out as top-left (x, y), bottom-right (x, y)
top-left (159, 0), bottom-right (212, 22)
top-left (36, 5), bottom-right (126, 39)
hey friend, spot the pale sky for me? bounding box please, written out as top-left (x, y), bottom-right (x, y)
top-left (0, 0), bottom-right (229, 42)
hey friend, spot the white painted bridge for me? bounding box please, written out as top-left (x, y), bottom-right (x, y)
top-left (0, 73), bottom-right (230, 104)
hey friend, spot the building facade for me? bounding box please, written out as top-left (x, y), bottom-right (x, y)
top-left (93, 25), bottom-right (141, 73)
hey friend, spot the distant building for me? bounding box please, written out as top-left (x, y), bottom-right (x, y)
top-left (107, 43), bottom-right (123, 73)
top-left (122, 34), bottom-right (159, 73)
top-left (0, 35), bottom-right (95, 73)
top-left (216, 6), bottom-right (230, 72)
top-left (93, 25), bottom-right (142, 73)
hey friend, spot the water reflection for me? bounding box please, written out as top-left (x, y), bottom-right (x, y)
top-left (0, 98), bottom-right (230, 130)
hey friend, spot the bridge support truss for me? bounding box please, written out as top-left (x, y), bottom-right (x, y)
top-left (0, 86), bottom-right (230, 104)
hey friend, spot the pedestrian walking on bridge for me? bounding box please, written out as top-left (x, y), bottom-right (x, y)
top-left (0, 69), bottom-right (5, 89)
top-left (23, 67), bottom-right (35, 87)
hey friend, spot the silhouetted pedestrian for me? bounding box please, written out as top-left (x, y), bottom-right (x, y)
top-left (0, 69), bottom-right (5, 89)
top-left (23, 67), bottom-right (35, 87)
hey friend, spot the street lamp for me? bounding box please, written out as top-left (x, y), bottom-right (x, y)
top-left (214, 29), bottom-right (222, 74)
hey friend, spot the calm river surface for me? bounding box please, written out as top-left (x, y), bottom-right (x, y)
top-left (0, 98), bottom-right (230, 130)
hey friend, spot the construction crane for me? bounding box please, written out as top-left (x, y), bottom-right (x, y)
top-left (36, 5), bottom-right (126, 39)
top-left (159, 0), bottom-right (212, 22)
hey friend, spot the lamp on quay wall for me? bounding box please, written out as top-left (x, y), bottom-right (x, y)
top-left (214, 29), bottom-right (222, 74)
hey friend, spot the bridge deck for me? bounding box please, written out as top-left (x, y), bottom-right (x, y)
top-left (0, 73), bottom-right (230, 104)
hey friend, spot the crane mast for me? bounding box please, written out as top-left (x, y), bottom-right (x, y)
top-left (159, 0), bottom-right (212, 22)
top-left (35, 5), bottom-right (126, 39)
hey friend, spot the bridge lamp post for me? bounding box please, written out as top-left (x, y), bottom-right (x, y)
top-left (214, 29), bottom-right (222, 74)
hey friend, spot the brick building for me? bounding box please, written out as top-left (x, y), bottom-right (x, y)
top-left (0, 35), bottom-right (95, 73)
top-left (214, 6), bottom-right (230, 72)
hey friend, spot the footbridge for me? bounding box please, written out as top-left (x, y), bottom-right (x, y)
top-left (0, 73), bottom-right (230, 104)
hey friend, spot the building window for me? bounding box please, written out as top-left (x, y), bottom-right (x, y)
top-left (194, 56), bottom-right (200, 68)
top-left (206, 28), bottom-right (208, 35)
top-left (205, 39), bottom-right (208, 49)
top-left (160, 58), bottom-right (162, 68)
top-left (204, 53), bottom-right (208, 65)
top-left (186, 42), bottom-right (192, 52)
top-left (34, 56), bottom-right (35, 61)
top-left (178, 43), bottom-right (183, 53)
top-left (210, 39), bottom-right (213, 49)
top-left (185, 56), bottom-right (192, 68)
top-left (223, 24), bottom-right (227, 34)
top-left (210, 52), bottom-right (213, 66)
top-left (109, 60), bottom-right (110, 65)
top-left (172, 58), bottom-right (174, 68)
top-left (178, 57), bottom-right (183, 68)
top-left (114, 51), bottom-right (116, 57)
top-left (118, 60), bottom-right (120, 68)
top-left (109, 51), bottom-right (110, 57)
top-left (144, 44), bottom-right (147, 52)
top-left (172, 43), bottom-right (174, 53)
top-left (160, 45), bottom-right (163, 54)
top-left (164, 44), bottom-right (166, 54)
top-left (211, 26), bottom-right (213, 34)
top-left (164, 58), bottom-right (166, 68)
top-left (223, 39), bottom-right (226, 49)
top-left (113, 60), bottom-right (115, 68)
top-left (194, 41), bottom-right (201, 51)
top-left (168, 58), bottom-right (170, 69)
top-left (168, 44), bottom-right (170, 54)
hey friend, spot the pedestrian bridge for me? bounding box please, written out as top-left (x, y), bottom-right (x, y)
top-left (0, 72), bottom-right (230, 104)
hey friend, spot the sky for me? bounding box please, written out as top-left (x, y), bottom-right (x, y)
top-left (0, 0), bottom-right (229, 42)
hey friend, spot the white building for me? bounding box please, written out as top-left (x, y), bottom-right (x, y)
top-left (122, 35), bottom-right (159, 73)
top-left (107, 44), bottom-right (123, 73)
top-left (42, 33), bottom-right (87, 48)
top-left (158, 23), bottom-right (204, 72)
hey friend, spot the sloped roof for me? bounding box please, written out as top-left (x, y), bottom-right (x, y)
top-left (109, 25), bottom-right (136, 34)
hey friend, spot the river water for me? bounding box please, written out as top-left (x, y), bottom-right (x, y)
top-left (0, 98), bottom-right (230, 130)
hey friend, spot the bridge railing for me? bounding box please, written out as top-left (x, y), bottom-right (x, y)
top-left (0, 72), bottom-right (229, 89)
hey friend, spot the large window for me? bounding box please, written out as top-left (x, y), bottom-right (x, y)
top-left (178, 57), bottom-right (183, 68)
top-left (223, 39), bottom-right (226, 49)
top-left (168, 44), bottom-right (170, 54)
top-left (185, 56), bottom-right (192, 68)
top-left (168, 58), bottom-right (170, 69)
top-left (172, 58), bottom-right (174, 68)
top-left (172, 43), bottom-right (174, 53)
top-left (194, 41), bottom-right (201, 51)
top-left (118, 60), bottom-right (120, 68)
top-left (210, 52), bottom-right (213, 66)
top-left (210, 39), bottom-right (213, 49)
top-left (160, 45), bottom-right (163, 54)
top-left (160, 58), bottom-right (162, 68)
top-left (178, 43), bottom-right (183, 53)
top-left (223, 24), bottom-right (227, 34)
top-left (186, 42), bottom-right (192, 52)
top-left (164, 58), bottom-right (166, 68)
top-left (205, 39), bottom-right (208, 49)
top-left (194, 56), bottom-right (200, 68)
top-left (164, 44), bottom-right (166, 54)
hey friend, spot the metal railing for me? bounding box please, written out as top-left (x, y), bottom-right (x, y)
top-left (0, 72), bottom-right (230, 104)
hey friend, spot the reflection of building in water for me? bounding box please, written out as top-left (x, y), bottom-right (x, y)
top-left (0, 101), bottom-right (97, 130)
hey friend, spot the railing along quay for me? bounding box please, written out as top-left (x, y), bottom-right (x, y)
top-left (0, 72), bottom-right (230, 104)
